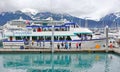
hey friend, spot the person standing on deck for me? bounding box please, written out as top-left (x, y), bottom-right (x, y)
top-left (79, 42), bottom-right (81, 49)
top-left (50, 41), bottom-right (52, 48)
top-left (61, 42), bottom-right (64, 49)
top-left (65, 42), bottom-right (68, 49)
top-left (43, 41), bottom-right (45, 48)
top-left (66, 42), bottom-right (69, 49)
top-left (37, 39), bottom-right (39, 46)
top-left (39, 41), bottom-right (41, 47)
top-left (76, 43), bottom-right (78, 49)
top-left (69, 42), bottom-right (71, 49)
top-left (32, 40), bottom-right (34, 45)
top-left (57, 43), bottom-right (60, 49)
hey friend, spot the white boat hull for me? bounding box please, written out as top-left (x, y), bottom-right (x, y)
top-left (3, 39), bottom-right (106, 49)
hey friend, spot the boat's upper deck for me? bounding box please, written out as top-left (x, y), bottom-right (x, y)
top-left (3, 19), bottom-right (93, 39)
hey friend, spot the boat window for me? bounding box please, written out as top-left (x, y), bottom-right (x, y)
top-left (16, 36), bottom-right (22, 40)
top-left (39, 36), bottom-right (44, 41)
top-left (59, 36), bottom-right (63, 40)
top-left (66, 36), bottom-right (71, 40)
top-left (71, 25), bottom-right (74, 28)
top-left (43, 28), bottom-right (47, 31)
top-left (74, 25), bottom-right (75, 28)
top-left (28, 29), bottom-right (32, 30)
top-left (42, 23), bottom-right (48, 26)
top-left (45, 36), bottom-right (51, 41)
top-left (9, 36), bottom-right (13, 41)
top-left (48, 29), bottom-right (52, 31)
top-left (26, 36), bottom-right (30, 40)
top-left (80, 34), bottom-right (92, 40)
top-left (76, 25), bottom-right (79, 28)
top-left (33, 29), bottom-right (36, 32)
top-left (68, 27), bottom-right (70, 31)
top-left (22, 37), bottom-right (26, 40)
top-left (54, 36), bottom-right (58, 41)
top-left (32, 36), bottom-right (37, 41)
top-left (59, 36), bottom-right (65, 40)
top-left (55, 28), bottom-right (59, 31)
top-left (62, 28), bottom-right (64, 31)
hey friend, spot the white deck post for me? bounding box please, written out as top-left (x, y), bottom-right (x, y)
top-left (52, 25), bottom-right (54, 53)
top-left (30, 36), bottom-right (32, 46)
top-left (105, 26), bottom-right (109, 52)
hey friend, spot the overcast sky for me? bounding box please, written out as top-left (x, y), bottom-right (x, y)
top-left (0, 0), bottom-right (120, 20)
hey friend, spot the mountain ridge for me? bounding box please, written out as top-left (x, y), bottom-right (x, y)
top-left (0, 10), bottom-right (120, 28)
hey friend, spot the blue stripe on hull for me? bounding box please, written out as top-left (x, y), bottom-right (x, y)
top-left (3, 38), bottom-right (106, 42)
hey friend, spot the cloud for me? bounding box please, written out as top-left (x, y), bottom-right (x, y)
top-left (0, 0), bottom-right (120, 20)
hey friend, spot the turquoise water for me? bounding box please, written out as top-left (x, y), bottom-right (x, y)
top-left (0, 53), bottom-right (120, 72)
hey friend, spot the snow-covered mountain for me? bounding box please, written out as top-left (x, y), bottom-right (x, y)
top-left (100, 12), bottom-right (120, 27)
top-left (20, 8), bottom-right (38, 19)
top-left (0, 11), bottom-right (32, 25)
top-left (21, 8), bottom-right (38, 15)
top-left (0, 10), bottom-right (86, 26)
top-left (101, 12), bottom-right (120, 21)
top-left (0, 9), bottom-right (120, 28)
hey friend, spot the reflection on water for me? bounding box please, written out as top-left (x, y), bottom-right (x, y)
top-left (0, 53), bottom-right (120, 72)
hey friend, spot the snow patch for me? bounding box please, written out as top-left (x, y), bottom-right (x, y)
top-left (114, 12), bottom-right (120, 18)
top-left (21, 8), bottom-right (38, 15)
top-left (0, 12), bottom-right (5, 16)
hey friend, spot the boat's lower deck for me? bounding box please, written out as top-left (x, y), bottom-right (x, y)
top-left (2, 39), bottom-right (110, 49)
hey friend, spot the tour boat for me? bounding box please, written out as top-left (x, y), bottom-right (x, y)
top-left (2, 17), bottom-right (112, 49)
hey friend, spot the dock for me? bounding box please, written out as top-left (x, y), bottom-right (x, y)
top-left (0, 48), bottom-right (118, 54)
top-left (113, 48), bottom-right (120, 54)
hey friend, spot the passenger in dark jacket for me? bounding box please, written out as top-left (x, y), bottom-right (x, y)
top-left (57, 43), bottom-right (60, 49)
